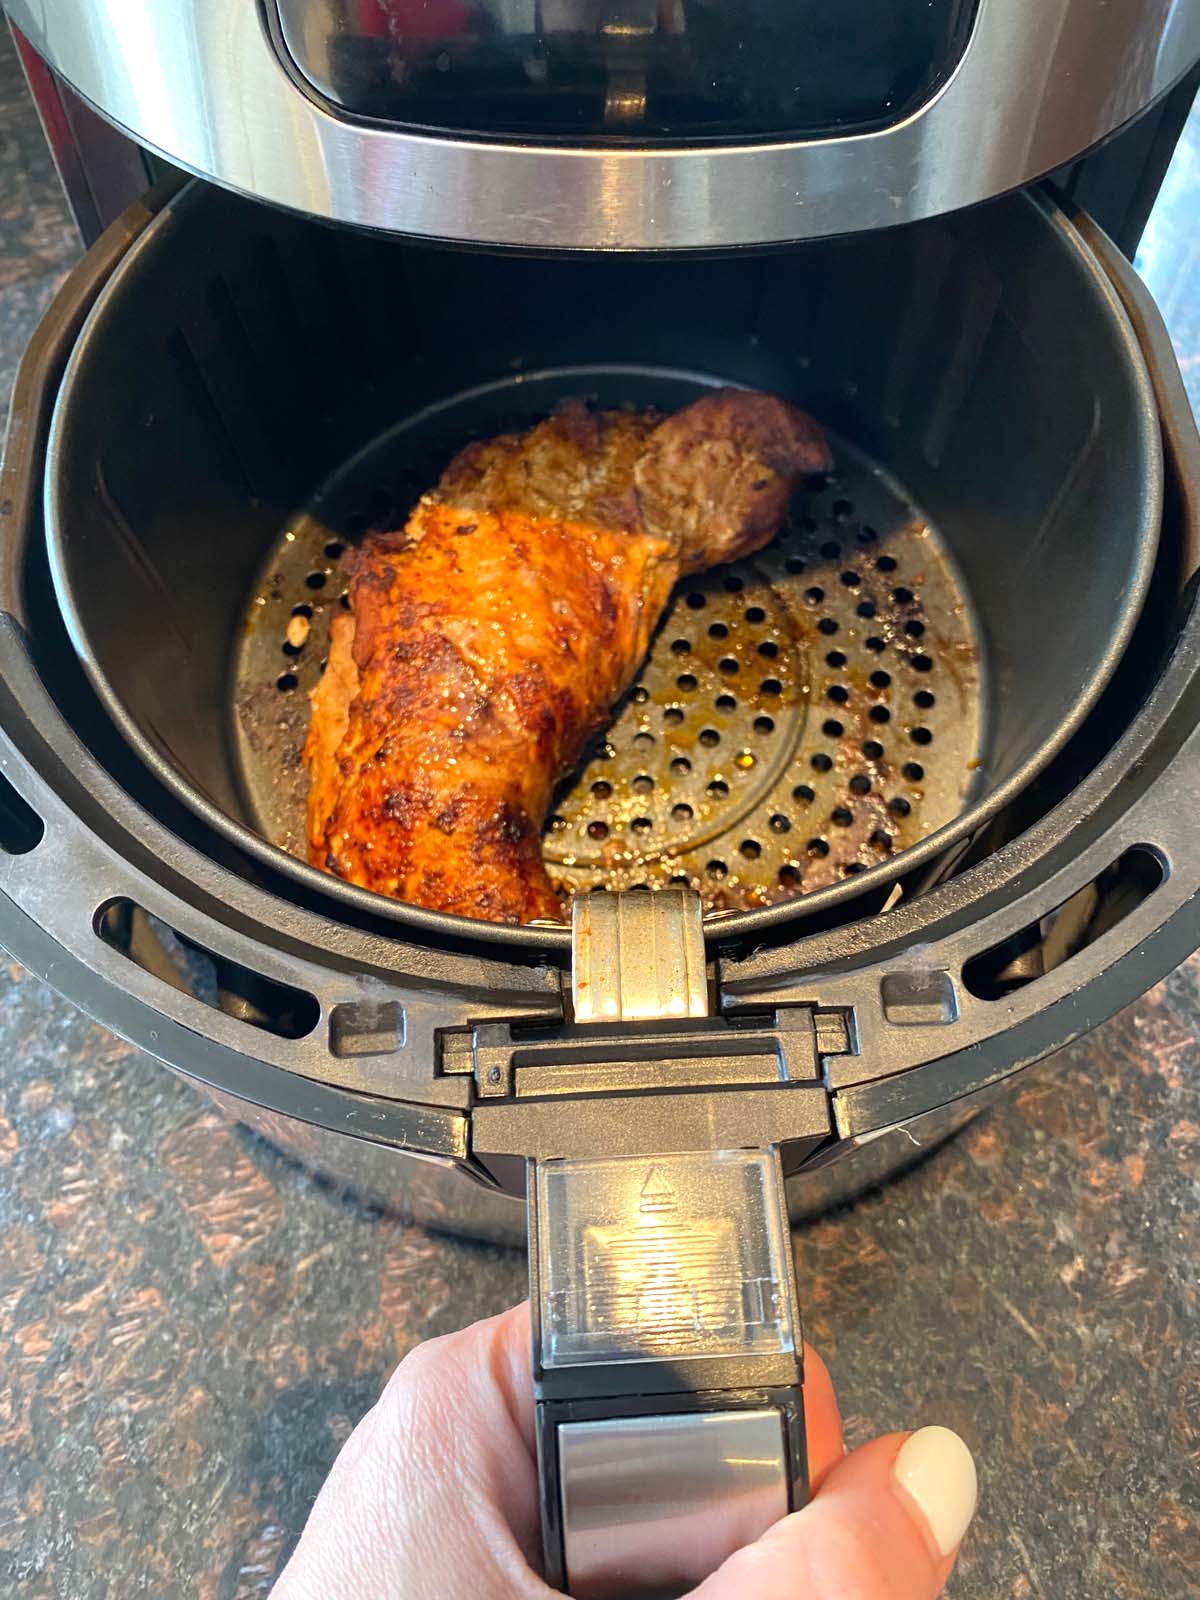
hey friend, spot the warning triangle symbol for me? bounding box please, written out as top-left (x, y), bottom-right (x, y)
top-left (639, 1166), bottom-right (677, 1213)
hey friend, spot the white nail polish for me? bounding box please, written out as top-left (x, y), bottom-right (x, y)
top-left (893, 1426), bottom-right (978, 1557)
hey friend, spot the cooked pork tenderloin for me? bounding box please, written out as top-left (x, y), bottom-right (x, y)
top-left (304, 390), bottom-right (831, 923)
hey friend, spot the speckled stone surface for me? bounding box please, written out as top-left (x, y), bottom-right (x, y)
top-left (0, 35), bottom-right (1197, 1600)
top-left (0, 34), bottom-right (78, 439)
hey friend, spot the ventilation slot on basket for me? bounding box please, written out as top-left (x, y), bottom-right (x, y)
top-left (96, 900), bottom-right (319, 1039)
top-left (963, 848), bottom-right (1166, 1001)
top-left (0, 772), bottom-right (43, 854)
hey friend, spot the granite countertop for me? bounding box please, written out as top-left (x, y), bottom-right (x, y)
top-left (0, 33), bottom-right (1197, 1600)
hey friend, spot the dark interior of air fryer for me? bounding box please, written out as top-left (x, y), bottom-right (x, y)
top-left (41, 181), bottom-right (1176, 950)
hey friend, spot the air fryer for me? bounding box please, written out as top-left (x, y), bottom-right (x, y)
top-left (3, 1), bottom-right (1200, 1593)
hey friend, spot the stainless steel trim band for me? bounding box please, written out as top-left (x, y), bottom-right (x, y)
top-left (8, 0), bottom-right (1200, 250)
top-left (557, 1409), bottom-right (790, 1598)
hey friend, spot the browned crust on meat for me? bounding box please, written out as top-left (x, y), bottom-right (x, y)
top-left (307, 500), bottom-right (675, 922)
top-left (435, 400), bottom-right (658, 532)
top-left (303, 610), bottom-right (359, 862)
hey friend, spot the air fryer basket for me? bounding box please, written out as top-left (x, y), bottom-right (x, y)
top-left (44, 183), bottom-right (1160, 943)
top-left (0, 179), bottom-right (1197, 1235)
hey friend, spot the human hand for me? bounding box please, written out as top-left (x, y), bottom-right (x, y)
top-left (274, 1302), bottom-right (977, 1599)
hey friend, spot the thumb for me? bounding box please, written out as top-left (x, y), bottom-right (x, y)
top-left (693, 1426), bottom-right (977, 1600)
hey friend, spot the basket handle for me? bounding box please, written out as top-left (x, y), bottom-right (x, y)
top-left (528, 891), bottom-right (808, 1596)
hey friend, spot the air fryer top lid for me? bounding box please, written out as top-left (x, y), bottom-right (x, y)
top-left (8, 0), bottom-right (1200, 247)
top-left (273, 0), bottom-right (976, 142)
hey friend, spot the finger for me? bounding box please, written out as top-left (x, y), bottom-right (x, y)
top-left (276, 1304), bottom-right (550, 1600)
top-left (695, 1426), bottom-right (977, 1600)
top-left (377, 1302), bottom-right (541, 1563)
top-left (423, 1299), bottom-right (535, 1452)
top-left (801, 1343), bottom-right (844, 1491)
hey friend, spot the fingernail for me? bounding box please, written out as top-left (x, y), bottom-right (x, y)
top-left (893, 1425), bottom-right (978, 1556)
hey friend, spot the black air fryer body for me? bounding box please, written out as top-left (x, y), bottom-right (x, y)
top-left (3, 3), bottom-right (1200, 1592)
top-left (0, 43), bottom-right (1194, 1226)
top-left (0, 173), bottom-right (1193, 1207)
